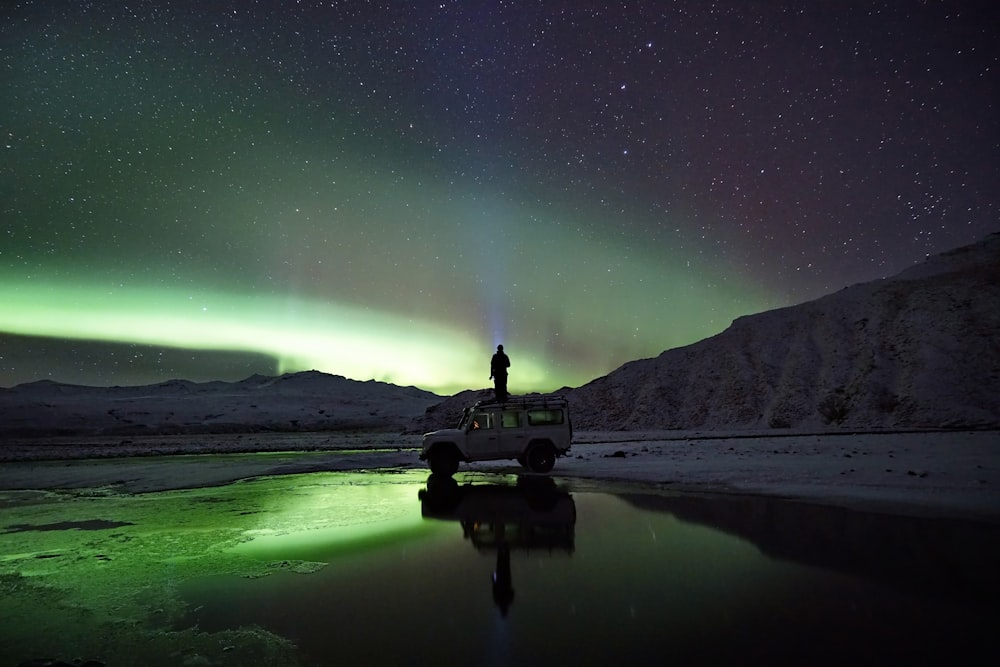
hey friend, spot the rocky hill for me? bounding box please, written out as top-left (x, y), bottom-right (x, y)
top-left (565, 233), bottom-right (1000, 431)
top-left (0, 370), bottom-right (441, 437)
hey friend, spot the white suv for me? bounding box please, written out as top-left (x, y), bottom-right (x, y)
top-left (420, 395), bottom-right (572, 476)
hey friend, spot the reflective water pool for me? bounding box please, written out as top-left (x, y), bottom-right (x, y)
top-left (181, 473), bottom-right (999, 666)
top-left (2, 469), bottom-right (997, 666)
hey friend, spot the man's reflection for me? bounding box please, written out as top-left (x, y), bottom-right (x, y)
top-left (493, 534), bottom-right (514, 616)
top-left (419, 475), bottom-right (575, 617)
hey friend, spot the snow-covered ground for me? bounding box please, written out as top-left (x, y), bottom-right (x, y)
top-left (1, 429), bottom-right (996, 523)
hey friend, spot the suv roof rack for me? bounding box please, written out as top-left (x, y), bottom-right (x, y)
top-left (473, 393), bottom-right (567, 409)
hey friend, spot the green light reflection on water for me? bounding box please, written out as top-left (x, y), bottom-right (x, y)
top-left (0, 469), bottom-right (440, 666)
top-left (232, 470), bottom-right (445, 561)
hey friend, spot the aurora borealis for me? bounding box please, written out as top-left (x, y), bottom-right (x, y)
top-left (2, 1), bottom-right (997, 394)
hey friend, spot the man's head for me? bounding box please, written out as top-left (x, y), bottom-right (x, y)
top-left (497, 344), bottom-right (504, 351)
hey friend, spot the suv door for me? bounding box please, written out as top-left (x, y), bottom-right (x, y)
top-left (497, 408), bottom-right (528, 457)
top-left (464, 409), bottom-right (499, 460)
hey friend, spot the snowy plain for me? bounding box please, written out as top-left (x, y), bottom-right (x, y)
top-left (1, 428), bottom-right (997, 524)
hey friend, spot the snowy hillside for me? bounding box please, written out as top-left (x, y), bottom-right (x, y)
top-left (0, 370), bottom-right (441, 437)
top-left (566, 233), bottom-right (1000, 431)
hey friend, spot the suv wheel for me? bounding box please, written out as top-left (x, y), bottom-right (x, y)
top-left (429, 447), bottom-right (460, 476)
top-left (526, 443), bottom-right (556, 473)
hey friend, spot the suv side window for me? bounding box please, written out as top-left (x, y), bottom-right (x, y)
top-left (501, 410), bottom-right (522, 428)
top-left (527, 409), bottom-right (564, 426)
top-left (470, 412), bottom-right (493, 430)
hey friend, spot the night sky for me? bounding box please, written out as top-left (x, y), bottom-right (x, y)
top-left (2, 1), bottom-right (997, 394)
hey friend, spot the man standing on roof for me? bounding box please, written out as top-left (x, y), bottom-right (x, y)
top-left (490, 344), bottom-right (510, 402)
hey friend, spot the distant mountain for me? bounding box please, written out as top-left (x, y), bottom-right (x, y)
top-left (566, 233), bottom-right (1000, 431)
top-left (0, 370), bottom-right (441, 437)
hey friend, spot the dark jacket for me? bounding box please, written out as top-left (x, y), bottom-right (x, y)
top-left (490, 352), bottom-right (510, 377)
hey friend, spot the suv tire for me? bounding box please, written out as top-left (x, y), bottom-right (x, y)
top-left (526, 442), bottom-right (556, 474)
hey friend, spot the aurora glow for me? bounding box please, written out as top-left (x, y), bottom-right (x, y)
top-left (2, 1), bottom-right (997, 392)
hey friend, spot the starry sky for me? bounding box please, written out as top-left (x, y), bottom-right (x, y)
top-left (1, 1), bottom-right (997, 395)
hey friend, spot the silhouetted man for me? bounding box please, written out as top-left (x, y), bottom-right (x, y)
top-left (490, 344), bottom-right (510, 402)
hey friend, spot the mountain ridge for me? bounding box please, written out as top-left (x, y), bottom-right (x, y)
top-left (565, 233), bottom-right (1000, 431)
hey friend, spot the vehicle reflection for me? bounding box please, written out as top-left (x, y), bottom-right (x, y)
top-left (419, 475), bottom-right (576, 616)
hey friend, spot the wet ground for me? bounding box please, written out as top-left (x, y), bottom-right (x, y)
top-left (1, 469), bottom-right (998, 666)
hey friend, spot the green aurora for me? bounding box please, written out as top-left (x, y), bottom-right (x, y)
top-left (3, 1), bottom-right (994, 391)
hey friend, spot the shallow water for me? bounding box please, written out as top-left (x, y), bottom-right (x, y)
top-left (182, 472), bottom-right (999, 666)
top-left (2, 469), bottom-right (998, 666)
